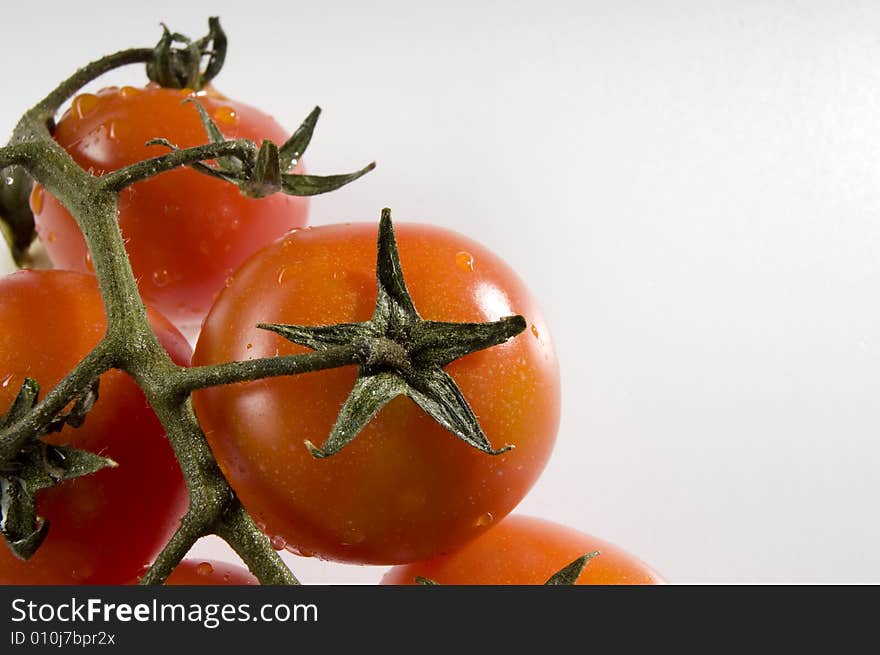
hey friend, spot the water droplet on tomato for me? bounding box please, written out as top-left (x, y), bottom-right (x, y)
top-left (475, 512), bottom-right (494, 527)
top-left (270, 535), bottom-right (287, 550)
top-left (46, 232), bottom-right (57, 243)
top-left (30, 185), bottom-right (44, 214)
top-left (195, 561), bottom-right (214, 576)
top-left (84, 252), bottom-right (95, 272)
top-left (72, 93), bottom-right (99, 119)
top-left (530, 325), bottom-right (539, 339)
top-left (286, 545), bottom-right (314, 558)
top-left (109, 120), bottom-right (131, 142)
top-left (1, 373), bottom-right (14, 388)
top-left (214, 105), bottom-right (239, 127)
top-left (455, 251), bottom-right (475, 272)
top-left (152, 269), bottom-right (170, 287)
top-left (276, 267), bottom-right (288, 285)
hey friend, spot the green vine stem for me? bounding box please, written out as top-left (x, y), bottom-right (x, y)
top-left (0, 19), bottom-right (525, 585)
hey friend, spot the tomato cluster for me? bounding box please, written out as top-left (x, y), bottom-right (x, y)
top-left (0, 47), bottom-right (664, 586)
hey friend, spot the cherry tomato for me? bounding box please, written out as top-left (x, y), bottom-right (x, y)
top-left (0, 270), bottom-right (190, 584)
top-left (381, 515), bottom-right (665, 585)
top-left (161, 559), bottom-right (258, 585)
top-left (31, 84), bottom-right (308, 331)
top-left (193, 222), bottom-right (560, 565)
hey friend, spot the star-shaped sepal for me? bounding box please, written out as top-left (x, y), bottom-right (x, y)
top-left (148, 101), bottom-right (375, 199)
top-left (0, 379), bottom-right (115, 560)
top-left (259, 208), bottom-right (527, 458)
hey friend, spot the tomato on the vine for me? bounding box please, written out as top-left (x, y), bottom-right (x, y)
top-left (0, 270), bottom-right (190, 584)
top-left (160, 559), bottom-right (258, 585)
top-left (192, 221), bottom-right (560, 565)
top-left (31, 84), bottom-right (308, 330)
top-left (381, 515), bottom-right (665, 585)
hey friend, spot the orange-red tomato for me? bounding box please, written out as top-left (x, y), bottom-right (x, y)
top-left (0, 270), bottom-right (190, 584)
top-left (32, 84), bottom-right (308, 330)
top-left (381, 515), bottom-right (665, 585)
top-left (162, 559), bottom-right (258, 585)
top-left (193, 222), bottom-right (560, 564)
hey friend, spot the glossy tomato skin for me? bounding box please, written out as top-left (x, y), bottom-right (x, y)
top-left (381, 515), bottom-right (665, 585)
top-left (32, 84), bottom-right (308, 331)
top-left (160, 559), bottom-right (258, 585)
top-left (193, 222), bottom-right (560, 565)
top-left (0, 270), bottom-right (190, 584)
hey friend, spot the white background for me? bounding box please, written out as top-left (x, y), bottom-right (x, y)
top-left (3, 1), bottom-right (879, 584)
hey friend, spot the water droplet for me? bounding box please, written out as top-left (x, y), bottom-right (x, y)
top-left (455, 251), bottom-right (475, 272)
top-left (119, 86), bottom-right (140, 98)
top-left (195, 561), bottom-right (214, 576)
top-left (1, 373), bottom-right (14, 388)
top-left (152, 269), bottom-right (170, 287)
top-left (475, 512), bottom-right (494, 527)
top-left (46, 232), bottom-right (57, 244)
top-left (30, 185), bottom-right (44, 214)
top-left (214, 105), bottom-right (239, 127)
top-left (286, 545), bottom-right (314, 558)
top-left (276, 267), bottom-right (288, 285)
top-left (108, 120), bottom-right (131, 142)
top-left (270, 535), bottom-right (287, 550)
top-left (530, 325), bottom-right (539, 339)
top-left (84, 252), bottom-right (94, 272)
top-left (224, 276), bottom-right (234, 288)
top-left (72, 93), bottom-right (99, 119)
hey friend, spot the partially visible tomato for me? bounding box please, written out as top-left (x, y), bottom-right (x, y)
top-left (161, 559), bottom-right (258, 585)
top-left (32, 84), bottom-right (308, 331)
top-left (381, 515), bottom-right (665, 585)
top-left (193, 221), bottom-right (560, 565)
top-left (0, 270), bottom-right (190, 584)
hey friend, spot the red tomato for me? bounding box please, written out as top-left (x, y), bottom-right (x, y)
top-left (0, 270), bottom-right (190, 584)
top-left (193, 222), bottom-right (560, 565)
top-left (161, 559), bottom-right (258, 585)
top-left (381, 515), bottom-right (665, 585)
top-left (31, 84), bottom-right (308, 331)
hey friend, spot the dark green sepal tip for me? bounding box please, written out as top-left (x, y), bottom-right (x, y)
top-left (544, 550), bottom-right (602, 585)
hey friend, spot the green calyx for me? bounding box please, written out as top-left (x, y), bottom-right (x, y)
top-left (259, 208), bottom-right (526, 459)
top-left (0, 379), bottom-right (114, 560)
top-left (149, 100), bottom-right (375, 199)
top-left (146, 16), bottom-right (227, 90)
top-left (0, 166), bottom-right (35, 265)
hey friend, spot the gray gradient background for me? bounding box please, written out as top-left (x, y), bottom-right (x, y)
top-left (3, 1), bottom-right (878, 583)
